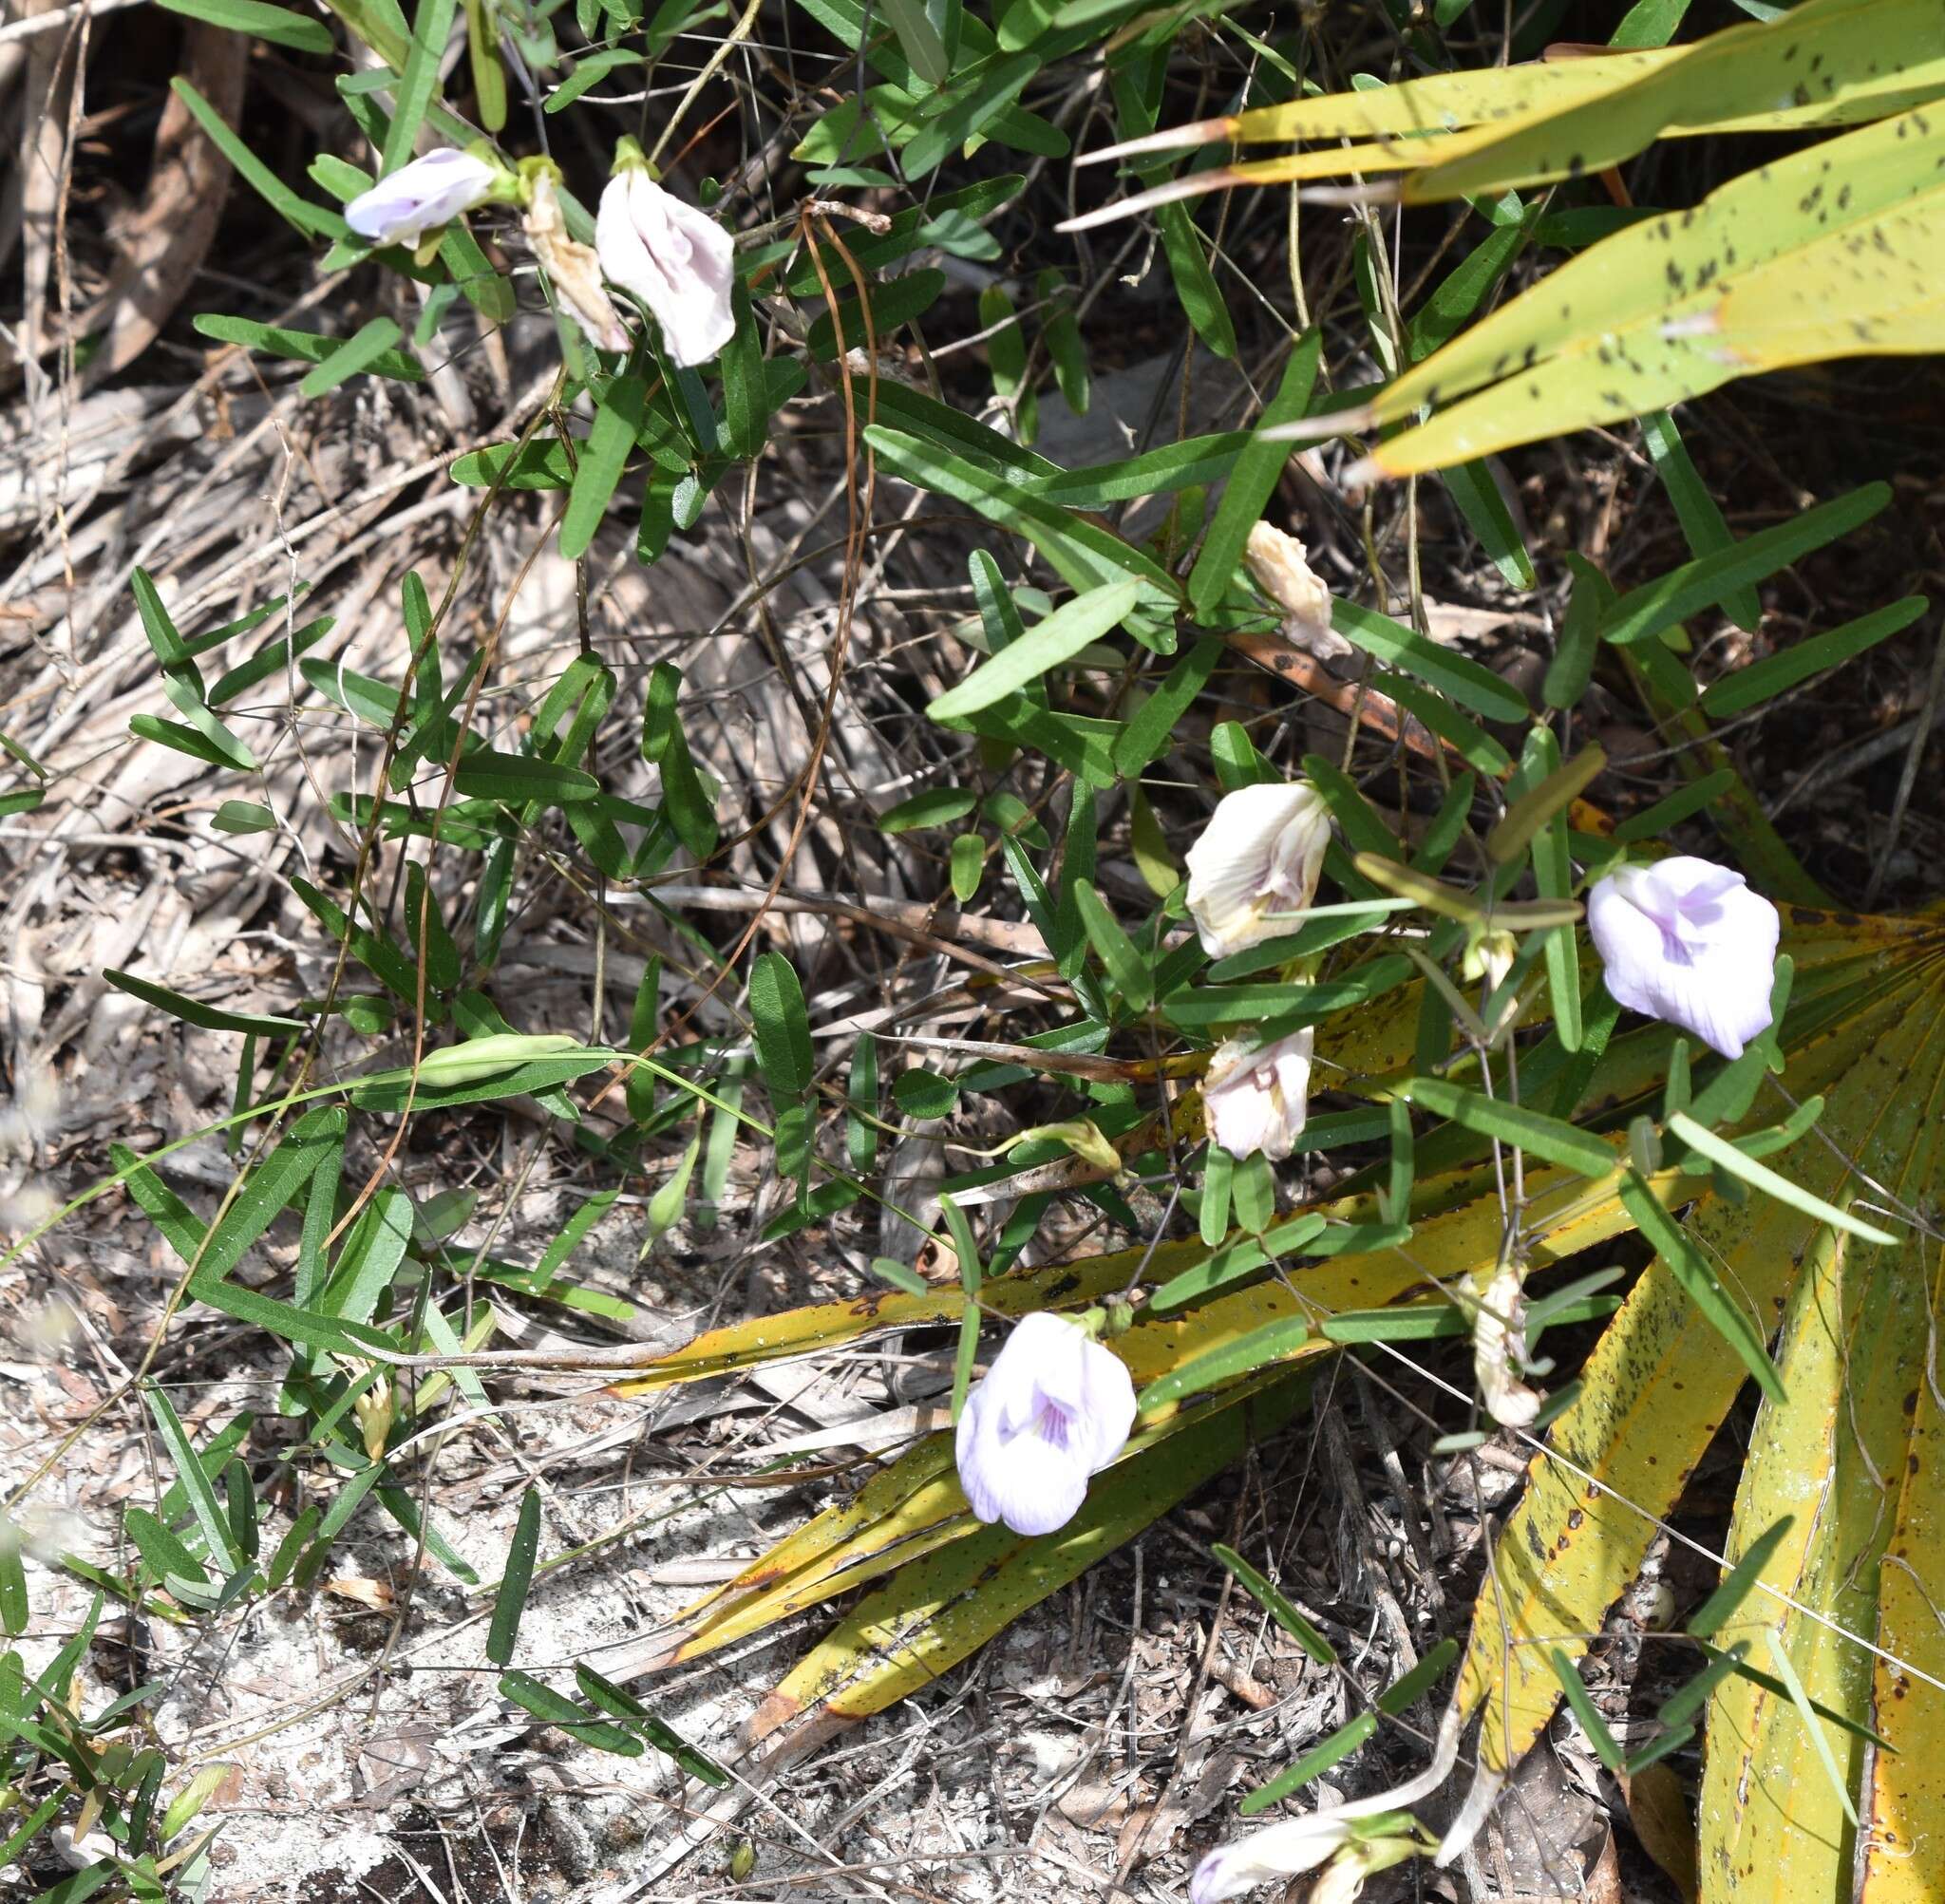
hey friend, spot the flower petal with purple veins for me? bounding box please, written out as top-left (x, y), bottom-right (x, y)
top-left (1587, 856), bottom-right (1779, 1058)
top-left (954, 1312), bottom-right (1136, 1537)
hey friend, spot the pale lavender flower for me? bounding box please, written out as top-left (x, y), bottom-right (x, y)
top-left (595, 168), bottom-right (737, 368)
top-left (954, 1312), bottom-right (1136, 1536)
top-left (1201, 1028), bottom-right (1313, 1162)
top-left (1185, 781), bottom-right (1331, 960)
top-left (346, 147), bottom-right (498, 248)
top-left (1586, 856), bottom-right (1780, 1059)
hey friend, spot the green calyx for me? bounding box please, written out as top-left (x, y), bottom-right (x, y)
top-left (611, 136), bottom-right (662, 183)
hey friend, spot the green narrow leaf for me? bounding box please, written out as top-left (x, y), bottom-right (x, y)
top-left (1444, 458), bottom-right (1537, 590)
top-left (486, 1488), bottom-right (542, 1668)
top-left (1137, 1314), bottom-right (1312, 1413)
top-left (1212, 1542), bottom-right (1336, 1664)
top-left (1687, 1514), bottom-right (1796, 1639)
top-left (1698, 596), bottom-right (1927, 720)
top-left (641, 663), bottom-right (718, 858)
top-left (104, 968), bottom-right (304, 1035)
top-left (1640, 408), bottom-right (1760, 629)
top-left (1611, 767), bottom-right (1738, 843)
top-left (380, 0), bottom-right (461, 175)
top-left (142, 1385), bottom-right (239, 1577)
top-left (1188, 332), bottom-right (1321, 614)
top-left (902, 53), bottom-right (1049, 178)
top-left (1404, 1077), bottom-right (1615, 1178)
top-left (1198, 1144), bottom-right (1235, 1249)
top-left (131, 567), bottom-right (191, 667)
top-left (573, 1665), bottom-right (732, 1783)
top-left (298, 317), bottom-right (409, 398)
top-left (1549, 1648), bottom-right (1626, 1771)
top-left (748, 952), bottom-right (814, 1099)
top-left (1665, 1111), bottom-right (1895, 1244)
top-left (1619, 1172), bottom-right (1785, 1404)
top-left (1039, 268), bottom-right (1089, 414)
top-left (868, 1255), bottom-right (928, 1294)
top-left (806, 269), bottom-right (948, 360)
top-left (1072, 879), bottom-right (1152, 1012)
top-left (931, 579), bottom-right (1143, 719)
top-left (560, 376), bottom-right (648, 561)
top-left (0, 1518), bottom-right (27, 1632)
top-left (1331, 598), bottom-right (1529, 722)
top-left (1239, 1713), bottom-right (1377, 1816)
top-left (1302, 754), bottom-right (1405, 861)
top-left (879, 787), bottom-right (979, 832)
top-left (1598, 482), bottom-right (1892, 649)
top-left (171, 82), bottom-right (348, 239)
top-left (195, 313), bottom-right (422, 381)
top-left (453, 750), bottom-right (600, 805)
top-left (1763, 1628), bottom-right (1860, 1828)
top-left (718, 282), bottom-right (768, 459)
top-left (1369, 669), bottom-right (1511, 775)
top-left (1375, 1636), bottom-right (1460, 1712)
top-left (1544, 554), bottom-right (1614, 710)
top-left (498, 1670), bottom-right (643, 1755)
top-left (1382, 1096), bottom-right (1415, 1225)
top-left (846, 1030), bottom-right (879, 1172)
top-left (1486, 741), bottom-right (1605, 866)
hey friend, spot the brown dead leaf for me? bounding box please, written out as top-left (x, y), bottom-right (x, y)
top-left (322, 1576), bottom-right (394, 1611)
top-left (1620, 1761), bottom-right (1699, 1904)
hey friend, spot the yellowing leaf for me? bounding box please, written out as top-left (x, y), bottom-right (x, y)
top-left (1062, 0), bottom-right (1945, 230)
top-left (1363, 107), bottom-right (1945, 475)
top-left (1448, 940), bottom-right (1945, 1844)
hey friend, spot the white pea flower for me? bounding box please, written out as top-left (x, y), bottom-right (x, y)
top-left (596, 149), bottom-right (737, 368)
top-left (1586, 856), bottom-right (1780, 1059)
top-left (1202, 1028), bottom-right (1313, 1163)
top-left (1244, 519), bottom-right (1338, 652)
top-left (346, 146), bottom-right (499, 249)
top-left (522, 166), bottom-right (631, 354)
top-left (1190, 1813), bottom-right (1356, 1904)
top-left (954, 1311), bottom-right (1136, 1537)
top-left (1185, 781), bottom-right (1331, 960)
top-left (1193, 1708), bottom-right (1461, 1903)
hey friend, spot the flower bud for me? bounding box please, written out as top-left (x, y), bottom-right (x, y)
top-left (1012, 1118), bottom-right (1122, 1176)
top-left (415, 1033), bottom-right (582, 1085)
top-left (1461, 925), bottom-right (1517, 992)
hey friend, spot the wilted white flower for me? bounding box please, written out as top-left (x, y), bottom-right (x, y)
top-left (1185, 781), bottom-right (1331, 959)
top-left (1190, 1813), bottom-right (1356, 1904)
top-left (955, 1311), bottom-right (1136, 1537)
top-left (1586, 856), bottom-right (1780, 1059)
top-left (1202, 1028), bottom-right (1313, 1162)
top-left (1472, 1259), bottom-right (1541, 1428)
top-left (1244, 519), bottom-right (1338, 652)
top-left (346, 146), bottom-right (499, 248)
top-left (596, 154), bottom-right (737, 368)
top-left (523, 166), bottom-right (631, 353)
top-left (1193, 1707), bottom-right (1462, 1903)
